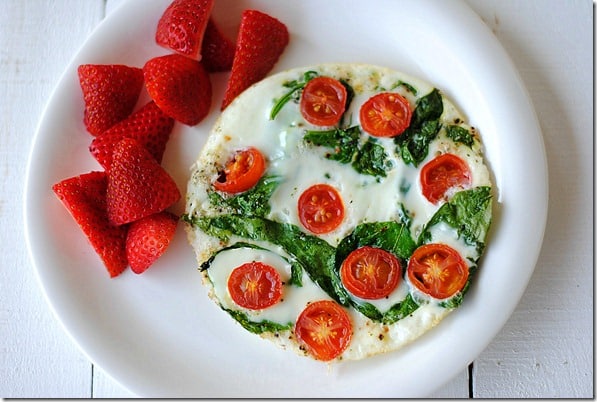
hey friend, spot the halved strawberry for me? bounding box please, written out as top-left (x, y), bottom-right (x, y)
top-left (89, 101), bottom-right (174, 171)
top-left (107, 138), bottom-right (181, 226)
top-left (52, 171), bottom-right (128, 278)
top-left (126, 211), bottom-right (178, 274)
top-left (201, 18), bottom-right (235, 73)
top-left (144, 54), bottom-right (212, 126)
top-left (155, 0), bottom-right (215, 60)
top-left (78, 64), bottom-right (144, 136)
top-left (221, 10), bottom-right (289, 110)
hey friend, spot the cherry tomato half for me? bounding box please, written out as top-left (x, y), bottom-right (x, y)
top-left (298, 184), bottom-right (345, 234)
top-left (294, 300), bottom-right (353, 361)
top-left (300, 76), bottom-right (348, 126)
top-left (213, 147), bottom-right (266, 194)
top-left (340, 246), bottom-right (402, 299)
top-left (420, 153), bottom-right (472, 204)
top-left (359, 92), bottom-right (412, 137)
top-left (227, 261), bottom-right (283, 310)
top-left (407, 243), bottom-right (469, 299)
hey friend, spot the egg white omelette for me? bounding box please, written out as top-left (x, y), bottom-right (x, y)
top-left (183, 63), bottom-right (492, 362)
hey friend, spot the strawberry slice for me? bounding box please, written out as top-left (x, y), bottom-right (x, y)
top-left (201, 18), bottom-right (235, 73)
top-left (107, 138), bottom-right (181, 226)
top-left (78, 64), bottom-right (144, 136)
top-left (52, 171), bottom-right (128, 278)
top-left (126, 211), bottom-right (178, 274)
top-left (89, 101), bottom-right (174, 171)
top-left (221, 10), bottom-right (289, 110)
top-left (155, 0), bottom-right (215, 60)
top-left (144, 54), bottom-right (212, 126)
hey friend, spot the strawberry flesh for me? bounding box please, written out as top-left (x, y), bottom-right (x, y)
top-left (126, 211), bottom-right (178, 274)
top-left (89, 101), bottom-right (174, 171)
top-left (156, 0), bottom-right (215, 60)
top-left (221, 10), bottom-right (289, 110)
top-left (107, 138), bottom-right (181, 226)
top-left (201, 18), bottom-right (235, 73)
top-left (78, 64), bottom-right (144, 136)
top-left (144, 54), bottom-right (212, 126)
top-left (52, 171), bottom-right (128, 278)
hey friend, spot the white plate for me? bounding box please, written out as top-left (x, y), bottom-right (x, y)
top-left (24, 0), bottom-right (548, 397)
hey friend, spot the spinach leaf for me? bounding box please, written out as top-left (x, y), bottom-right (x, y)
top-left (334, 222), bottom-right (418, 322)
top-left (200, 241), bottom-right (303, 287)
top-left (352, 138), bottom-right (392, 178)
top-left (304, 126), bottom-right (360, 164)
top-left (446, 125), bottom-right (474, 147)
top-left (224, 308), bottom-right (292, 334)
top-left (305, 126), bottom-right (392, 178)
top-left (335, 221), bottom-right (417, 263)
top-left (207, 175), bottom-right (282, 218)
top-left (192, 214), bottom-right (351, 305)
top-left (382, 294), bottom-right (420, 324)
top-left (270, 71), bottom-right (318, 120)
top-left (395, 88), bottom-right (443, 166)
top-left (418, 186), bottom-right (493, 254)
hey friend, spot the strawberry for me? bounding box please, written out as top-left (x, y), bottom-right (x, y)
top-left (107, 138), bottom-right (181, 226)
top-left (78, 64), bottom-right (144, 136)
top-left (89, 101), bottom-right (174, 171)
top-left (52, 171), bottom-right (128, 278)
top-left (201, 18), bottom-right (235, 73)
top-left (221, 10), bottom-right (289, 110)
top-left (155, 0), bottom-right (215, 60)
top-left (126, 211), bottom-right (178, 274)
top-left (144, 54), bottom-right (212, 126)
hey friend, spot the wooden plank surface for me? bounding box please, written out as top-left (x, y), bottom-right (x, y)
top-left (1, 0), bottom-right (592, 398)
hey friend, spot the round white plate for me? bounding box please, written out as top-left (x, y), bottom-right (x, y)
top-left (24, 0), bottom-right (548, 397)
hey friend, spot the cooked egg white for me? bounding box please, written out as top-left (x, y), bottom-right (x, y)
top-left (185, 63), bottom-right (491, 361)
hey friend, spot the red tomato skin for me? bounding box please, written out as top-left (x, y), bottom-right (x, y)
top-left (300, 76), bottom-right (347, 126)
top-left (213, 147), bottom-right (266, 194)
top-left (297, 184), bottom-right (345, 234)
top-left (294, 300), bottom-right (353, 361)
top-left (359, 92), bottom-right (412, 137)
top-left (420, 153), bottom-right (472, 204)
top-left (407, 243), bottom-right (469, 300)
top-left (227, 261), bottom-right (283, 310)
top-left (340, 246), bottom-right (402, 299)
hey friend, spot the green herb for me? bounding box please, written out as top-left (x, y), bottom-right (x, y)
top-left (395, 88), bottom-right (444, 166)
top-left (224, 308), bottom-right (292, 334)
top-left (446, 125), bottom-right (474, 147)
top-left (270, 70), bottom-right (318, 120)
top-left (207, 175), bottom-right (282, 218)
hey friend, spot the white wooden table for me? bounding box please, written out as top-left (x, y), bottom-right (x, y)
top-left (1, 0), bottom-right (592, 398)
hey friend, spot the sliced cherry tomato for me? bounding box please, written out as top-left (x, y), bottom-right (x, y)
top-left (340, 246), bottom-right (402, 299)
top-left (359, 92), bottom-right (412, 137)
top-left (298, 184), bottom-right (345, 234)
top-left (227, 261), bottom-right (283, 310)
top-left (420, 153), bottom-right (472, 204)
top-left (300, 76), bottom-right (347, 126)
top-left (213, 147), bottom-right (266, 194)
top-left (407, 243), bottom-right (469, 299)
top-left (294, 300), bottom-right (353, 361)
